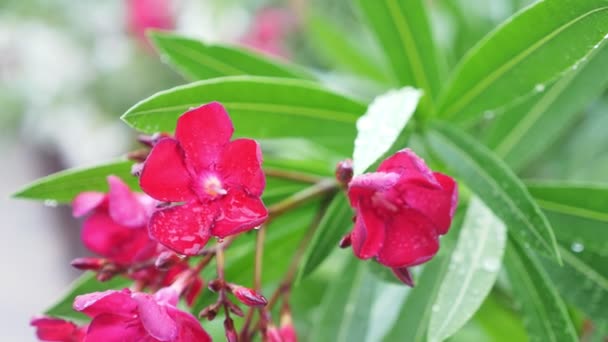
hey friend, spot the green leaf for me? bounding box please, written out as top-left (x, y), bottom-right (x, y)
top-left (504, 241), bottom-right (578, 342)
top-left (121, 76), bottom-right (366, 156)
top-left (541, 246), bottom-right (608, 326)
top-left (149, 31), bottom-right (313, 81)
top-left (12, 161), bottom-right (137, 203)
top-left (310, 258), bottom-right (378, 342)
top-left (426, 122), bottom-right (560, 261)
top-left (356, 0), bottom-right (443, 108)
top-left (45, 273), bottom-right (130, 322)
top-left (307, 13), bottom-right (391, 83)
top-left (543, 211), bottom-right (608, 257)
top-left (352, 87), bottom-right (422, 175)
top-left (297, 193), bottom-right (352, 282)
top-left (428, 197), bottom-right (506, 342)
top-left (483, 39), bottom-right (608, 171)
top-left (436, 0), bottom-right (608, 124)
top-left (526, 181), bottom-right (608, 222)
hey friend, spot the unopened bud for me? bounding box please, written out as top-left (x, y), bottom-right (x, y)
top-left (335, 159), bottom-right (354, 186)
top-left (226, 300), bottom-right (244, 317)
top-left (265, 325), bottom-right (282, 342)
top-left (126, 149), bottom-right (149, 162)
top-left (228, 284), bottom-right (267, 307)
top-left (224, 318), bottom-right (238, 342)
top-left (70, 257), bottom-right (107, 271)
top-left (279, 309), bottom-right (297, 342)
top-left (392, 266), bottom-right (415, 287)
top-left (96, 264), bottom-right (120, 282)
top-left (137, 133), bottom-right (169, 147)
top-left (208, 279), bottom-right (224, 292)
top-left (339, 234), bottom-right (352, 248)
top-left (154, 251), bottom-right (182, 270)
top-left (131, 163), bottom-right (144, 177)
top-left (199, 304), bottom-right (219, 321)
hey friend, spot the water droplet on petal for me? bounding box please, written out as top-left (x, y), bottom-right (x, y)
top-left (571, 242), bottom-right (584, 253)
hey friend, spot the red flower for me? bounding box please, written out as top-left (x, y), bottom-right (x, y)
top-left (73, 176), bottom-right (158, 265)
top-left (240, 7), bottom-right (297, 58)
top-left (127, 0), bottom-right (175, 45)
top-left (73, 288), bottom-right (210, 341)
top-left (139, 102), bottom-right (268, 255)
top-left (30, 317), bottom-right (86, 342)
top-left (346, 149), bottom-right (458, 284)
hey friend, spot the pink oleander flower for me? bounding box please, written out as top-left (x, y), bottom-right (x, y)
top-left (240, 7), bottom-right (297, 58)
top-left (127, 0), bottom-right (175, 44)
top-left (73, 176), bottom-right (158, 265)
top-left (346, 149), bottom-right (458, 285)
top-left (31, 317), bottom-right (86, 342)
top-left (73, 287), bottom-right (210, 341)
top-left (139, 102), bottom-right (268, 255)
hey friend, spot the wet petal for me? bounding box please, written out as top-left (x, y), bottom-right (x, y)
top-left (350, 200), bottom-right (385, 259)
top-left (149, 202), bottom-right (215, 255)
top-left (218, 138), bottom-right (265, 196)
top-left (72, 192), bottom-right (106, 217)
top-left (30, 317), bottom-right (80, 341)
top-left (377, 209), bottom-right (439, 268)
top-left (347, 172), bottom-right (400, 208)
top-left (212, 191), bottom-right (268, 238)
top-left (140, 138), bottom-right (194, 202)
top-left (133, 293), bottom-right (177, 341)
top-left (73, 289), bottom-right (135, 318)
top-left (86, 313), bottom-right (151, 342)
top-left (168, 307), bottom-right (212, 342)
top-left (377, 149), bottom-right (440, 187)
top-left (107, 175), bottom-right (148, 227)
top-left (175, 102), bottom-right (234, 172)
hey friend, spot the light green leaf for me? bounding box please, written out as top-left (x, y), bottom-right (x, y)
top-left (428, 197), bottom-right (506, 342)
top-left (436, 0), bottom-right (608, 124)
top-left (121, 76), bottom-right (366, 156)
top-left (12, 161), bottom-right (137, 203)
top-left (297, 193), bottom-right (352, 282)
top-left (149, 31), bottom-right (313, 81)
top-left (526, 181), bottom-right (608, 222)
top-left (353, 87), bottom-right (422, 175)
top-left (483, 39), bottom-right (608, 171)
top-left (356, 0), bottom-right (444, 109)
top-left (504, 241), bottom-right (578, 342)
top-left (310, 258), bottom-right (378, 342)
top-left (45, 273), bottom-right (130, 322)
top-left (426, 122), bottom-right (560, 261)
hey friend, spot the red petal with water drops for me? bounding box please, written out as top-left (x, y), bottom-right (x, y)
top-left (218, 138), bottom-right (265, 196)
top-left (212, 190), bottom-right (268, 238)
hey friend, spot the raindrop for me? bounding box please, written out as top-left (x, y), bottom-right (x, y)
top-left (483, 110), bottom-right (495, 120)
top-left (482, 259), bottom-right (500, 272)
top-left (534, 84), bottom-right (545, 92)
top-left (571, 242), bottom-right (584, 253)
top-left (44, 199), bottom-right (58, 207)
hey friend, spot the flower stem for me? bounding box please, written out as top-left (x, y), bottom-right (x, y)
top-left (264, 168), bottom-right (323, 184)
top-left (267, 179), bottom-right (338, 219)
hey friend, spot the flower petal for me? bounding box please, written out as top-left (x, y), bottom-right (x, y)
top-left (30, 317), bottom-right (80, 341)
top-left (73, 289), bottom-right (135, 318)
top-left (175, 102), bottom-right (234, 172)
top-left (140, 138), bottom-right (194, 202)
top-left (107, 175), bottom-right (148, 227)
top-left (212, 191), bottom-right (268, 238)
top-left (133, 293), bottom-right (177, 341)
top-left (86, 313), bottom-right (151, 342)
top-left (168, 307), bottom-right (212, 342)
top-left (218, 138), bottom-right (265, 196)
top-left (350, 200), bottom-right (385, 259)
top-left (377, 149), bottom-right (440, 187)
top-left (391, 267), bottom-right (415, 287)
top-left (347, 172), bottom-right (400, 208)
top-left (399, 172), bottom-right (458, 235)
top-left (72, 192), bottom-right (106, 217)
top-left (149, 202), bottom-right (215, 255)
top-left (377, 209), bottom-right (439, 268)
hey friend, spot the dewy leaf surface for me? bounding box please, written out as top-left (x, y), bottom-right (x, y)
top-left (436, 0), bottom-right (608, 124)
top-left (426, 122), bottom-right (560, 262)
top-left (352, 86), bottom-right (422, 175)
top-left (428, 197), bottom-right (506, 342)
top-left (121, 76), bottom-right (366, 156)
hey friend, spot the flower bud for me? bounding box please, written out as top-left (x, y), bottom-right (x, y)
top-left (392, 267), bottom-right (414, 287)
top-left (335, 159), bottom-right (354, 186)
top-left (228, 284), bottom-right (267, 307)
top-left (127, 149), bottom-right (150, 162)
top-left (339, 234), bottom-right (352, 248)
top-left (207, 279), bottom-right (224, 292)
top-left (265, 325), bottom-right (282, 342)
top-left (154, 251), bottom-right (182, 270)
top-left (224, 317), bottom-right (238, 342)
top-left (96, 264), bottom-right (120, 282)
top-left (199, 304), bottom-right (219, 321)
top-left (70, 257), bottom-right (107, 271)
top-left (226, 300), bottom-right (244, 317)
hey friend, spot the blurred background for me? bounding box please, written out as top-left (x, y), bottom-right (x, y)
top-left (2, 0), bottom-right (606, 340)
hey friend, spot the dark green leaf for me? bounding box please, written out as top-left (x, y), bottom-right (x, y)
top-left (483, 40), bottom-right (608, 171)
top-left (356, 0), bottom-right (444, 109)
top-left (436, 0), bottom-right (608, 124)
top-left (121, 76), bottom-right (366, 156)
top-left (527, 181), bottom-right (608, 222)
top-left (310, 258), bottom-right (378, 342)
top-left (45, 273), bottom-right (130, 322)
top-left (12, 161), bottom-right (137, 203)
top-left (297, 193), bottom-right (352, 282)
top-left (149, 31), bottom-right (313, 81)
top-left (426, 122), bottom-right (560, 261)
top-left (504, 241), bottom-right (578, 342)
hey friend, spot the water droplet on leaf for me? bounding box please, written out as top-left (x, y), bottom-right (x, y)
top-left (571, 242), bottom-right (584, 253)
